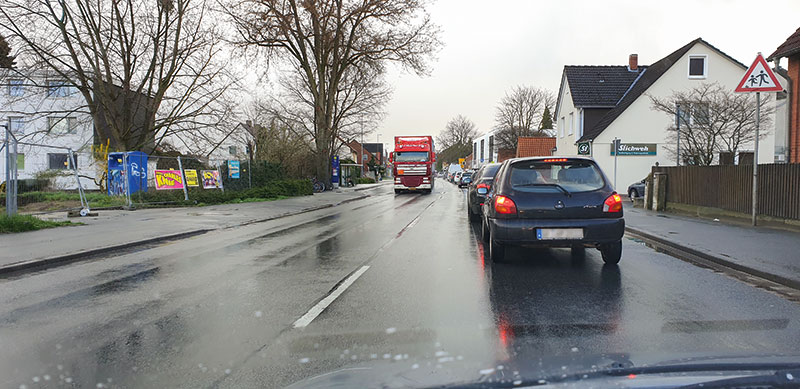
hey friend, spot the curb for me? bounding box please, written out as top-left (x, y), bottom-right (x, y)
top-left (625, 226), bottom-right (800, 291)
top-left (0, 229), bottom-right (211, 276)
top-left (1, 193), bottom-right (373, 276)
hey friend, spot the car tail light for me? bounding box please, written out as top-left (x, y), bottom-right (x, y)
top-left (603, 193), bottom-right (623, 212)
top-left (477, 183), bottom-right (491, 191)
top-left (494, 195), bottom-right (517, 215)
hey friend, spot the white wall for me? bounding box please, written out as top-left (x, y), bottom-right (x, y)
top-left (1, 71), bottom-right (99, 190)
top-left (471, 130), bottom-right (498, 169)
top-left (554, 76), bottom-right (579, 156)
top-left (592, 41), bottom-right (784, 191)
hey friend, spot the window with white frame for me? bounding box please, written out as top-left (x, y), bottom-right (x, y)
top-left (48, 117), bottom-right (78, 134)
top-left (688, 55), bottom-right (707, 78)
top-left (8, 79), bottom-right (24, 96)
top-left (559, 117), bottom-right (565, 138)
top-left (568, 112), bottom-right (574, 135)
top-left (9, 116), bottom-right (25, 134)
top-left (48, 153), bottom-right (78, 170)
top-left (47, 80), bottom-right (76, 97)
top-left (229, 145), bottom-right (237, 155)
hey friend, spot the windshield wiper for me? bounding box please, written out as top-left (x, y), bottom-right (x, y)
top-left (514, 183), bottom-right (571, 197)
top-left (434, 363), bottom-right (800, 388)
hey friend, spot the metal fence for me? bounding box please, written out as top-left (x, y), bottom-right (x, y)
top-left (652, 164), bottom-right (800, 221)
top-left (3, 125), bottom-right (91, 216)
top-left (2, 134), bottom-right (291, 214)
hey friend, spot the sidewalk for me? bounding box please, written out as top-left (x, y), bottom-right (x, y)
top-left (624, 204), bottom-right (800, 289)
top-left (1, 182), bottom-right (389, 273)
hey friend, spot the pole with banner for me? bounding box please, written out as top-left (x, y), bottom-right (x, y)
top-left (734, 52), bottom-right (783, 226)
top-left (612, 138), bottom-right (621, 190)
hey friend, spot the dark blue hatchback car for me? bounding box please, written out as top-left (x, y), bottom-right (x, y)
top-left (480, 157), bottom-right (624, 264)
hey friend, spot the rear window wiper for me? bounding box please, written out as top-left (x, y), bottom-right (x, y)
top-left (513, 183), bottom-right (571, 197)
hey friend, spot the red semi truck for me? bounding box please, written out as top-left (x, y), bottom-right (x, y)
top-left (389, 136), bottom-right (436, 194)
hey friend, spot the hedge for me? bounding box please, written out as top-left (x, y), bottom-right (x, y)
top-left (356, 177), bottom-right (376, 184)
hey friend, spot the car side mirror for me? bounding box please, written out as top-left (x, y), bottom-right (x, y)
top-left (477, 187), bottom-right (488, 195)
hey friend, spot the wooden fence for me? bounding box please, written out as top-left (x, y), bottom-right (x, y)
top-left (652, 164), bottom-right (800, 221)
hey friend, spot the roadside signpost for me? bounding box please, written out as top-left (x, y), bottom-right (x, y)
top-left (735, 53), bottom-right (783, 226)
top-left (578, 142), bottom-right (591, 155)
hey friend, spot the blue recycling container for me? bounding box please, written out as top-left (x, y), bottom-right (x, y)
top-left (108, 151), bottom-right (149, 196)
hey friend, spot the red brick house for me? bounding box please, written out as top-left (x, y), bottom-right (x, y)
top-left (769, 27), bottom-right (800, 163)
top-left (516, 137), bottom-right (556, 158)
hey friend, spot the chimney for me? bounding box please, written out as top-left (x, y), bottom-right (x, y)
top-left (628, 54), bottom-right (638, 71)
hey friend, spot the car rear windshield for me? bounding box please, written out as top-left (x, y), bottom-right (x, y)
top-left (483, 164), bottom-right (501, 177)
top-left (509, 160), bottom-right (606, 193)
top-left (395, 151), bottom-right (429, 162)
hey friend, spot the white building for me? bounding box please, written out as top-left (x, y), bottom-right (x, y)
top-left (1, 70), bottom-right (99, 189)
top-left (554, 38), bottom-right (789, 191)
top-left (471, 130), bottom-right (499, 169)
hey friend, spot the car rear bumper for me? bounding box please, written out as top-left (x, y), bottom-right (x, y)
top-left (488, 217), bottom-right (624, 247)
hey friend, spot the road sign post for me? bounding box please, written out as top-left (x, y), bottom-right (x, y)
top-left (612, 138), bottom-right (621, 190)
top-left (735, 53), bottom-right (783, 226)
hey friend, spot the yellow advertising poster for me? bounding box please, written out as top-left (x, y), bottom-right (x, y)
top-left (184, 169), bottom-right (199, 187)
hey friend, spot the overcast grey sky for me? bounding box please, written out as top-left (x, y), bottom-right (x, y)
top-left (378, 0), bottom-right (800, 151)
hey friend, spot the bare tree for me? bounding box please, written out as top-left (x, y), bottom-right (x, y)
top-left (0, 33), bottom-right (15, 68)
top-left (493, 85), bottom-right (555, 150)
top-left (226, 0), bottom-right (440, 183)
top-left (437, 114), bottom-right (478, 150)
top-left (0, 0), bottom-right (238, 152)
top-left (650, 82), bottom-right (773, 166)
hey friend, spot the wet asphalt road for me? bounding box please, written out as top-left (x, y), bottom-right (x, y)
top-left (2, 179), bottom-right (800, 388)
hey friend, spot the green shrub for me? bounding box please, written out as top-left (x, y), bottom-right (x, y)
top-left (356, 177), bottom-right (376, 184)
top-left (0, 214), bottom-right (76, 233)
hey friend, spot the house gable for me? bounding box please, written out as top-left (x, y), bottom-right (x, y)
top-left (579, 38), bottom-right (746, 142)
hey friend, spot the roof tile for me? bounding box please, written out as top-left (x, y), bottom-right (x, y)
top-left (768, 27), bottom-right (800, 60)
top-left (516, 137), bottom-right (556, 158)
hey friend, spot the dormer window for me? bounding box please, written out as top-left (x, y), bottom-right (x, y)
top-left (688, 55), bottom-right (707, 78)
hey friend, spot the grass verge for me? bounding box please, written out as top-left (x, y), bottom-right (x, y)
top-left (0, 214), bottom-right (79, 234)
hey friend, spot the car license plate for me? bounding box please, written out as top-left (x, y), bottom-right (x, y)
top-left (537, 228), bottom-right (583, 240)
top-left (408, 187), bottom-right (416, 190)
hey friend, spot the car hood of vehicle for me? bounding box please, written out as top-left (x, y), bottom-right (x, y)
top-left (286, 351), bottom-right (800, 388)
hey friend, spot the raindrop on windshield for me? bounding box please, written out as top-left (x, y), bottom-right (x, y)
top-left (57, 365), bottom-right (63, 371)
top-left (383, 354), bottom-right (391, 359)
top-left (513, 380), bottom-right (522, 386)
top-left (65, 378), bottom-right (73, 383)
top-left (571, 347), bottom-right (579, 353)
top-left (32, 377), bottom-right (40, 383)
top-left (393, 354), bottom-right (403, 361)
top-left (19, 385), bottom-right (27, 389)
top-left (434, 351), bottom-right (448, 357)
top-left (479, 368), bottom-right (495, 375)
top-left (254, 311), bottom-right (263, 318)
top-left (43, 375), bottom-right (50, 381)
top-left (224, 369), bottom-right (231, 375)
top-left (299, 357), bottom-right (310, 364)
top-left (385, 327), bottom-right (397, 334)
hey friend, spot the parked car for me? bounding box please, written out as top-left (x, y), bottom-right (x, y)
top-left (627, 178), bottom-right (646, 201)
top-left (458, 172), bottom-right (473, 188)
top-left (466, 163), bottom-right (502, 222)
top-left (480, 157), bottom-right (624, 264)
top-left (453, 171), bottom-right (463, 184)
